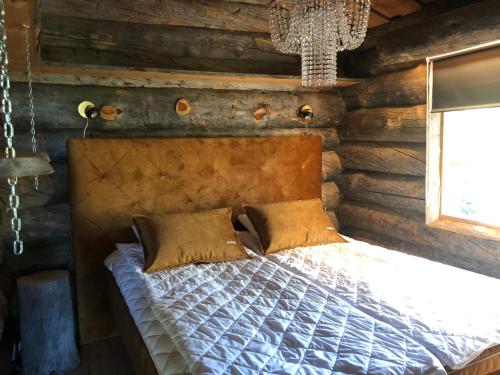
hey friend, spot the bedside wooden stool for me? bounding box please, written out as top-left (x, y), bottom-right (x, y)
top-left (17, 270), bottom-right (79, 375)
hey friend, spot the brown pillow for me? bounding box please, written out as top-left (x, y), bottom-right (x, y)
top-left (133, 207), bottom-right (249, 273)
top-left (244, 199), bottom-right (347, 254)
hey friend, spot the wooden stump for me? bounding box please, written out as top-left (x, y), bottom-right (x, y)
top-left (17, 270), bottom-right (79, 375)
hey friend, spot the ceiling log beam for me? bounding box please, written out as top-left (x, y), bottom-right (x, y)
top-left (347, 0), bottom-right (500, 76)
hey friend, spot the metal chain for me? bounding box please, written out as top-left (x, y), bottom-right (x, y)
top-left (24, 25), bottom-right (39, 190)
top-left (0, 1), bottom-right (23, 255)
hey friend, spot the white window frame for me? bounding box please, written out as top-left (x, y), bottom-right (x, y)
top-left (426, 40), bottom-right (500, 241)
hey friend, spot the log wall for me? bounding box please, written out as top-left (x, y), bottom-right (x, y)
top-left (0, 83), bottom-right (345, 277)
top-left (35, 0), bottom-right (436, 75)
top-left (338, 1), bottom-right (500, 278)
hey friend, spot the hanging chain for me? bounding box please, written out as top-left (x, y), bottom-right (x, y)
top-left (0, 1), bottom-right (23, 255)
top-left (24, 25), bottom-right (39, 190)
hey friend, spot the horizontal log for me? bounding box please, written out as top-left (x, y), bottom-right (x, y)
top-left (338, 201), bottom-right (500, 278)
top-left (322, 152), bottom-right (342, 181)
top-left (336, 171), bottom-right (424, 199)
top-left (14, 127), bottom-right (340, 167)
top-left (10, 67), bottom-right (360, 92)
top-left (322, 181), bottom-right (340, 211)
top-left (348, 0), bottom-right (500, 76)
top-left (40, 14), bottom-right (275, 61)
top-left (2, 239), bottom-right (73, 277)
top-left (40, 45), bottom-right (299, 76)
top-left (335, 172), bottom-right (425, 212)
top-left (340, 105), bottom-right (426, 142)
top-left (342, 65), bottom-right (426, 109)
top-left (0, 163), bottom-right (68, 209)
top-left (224, 0), bottom-right (268, 4)
top-left (11, 84), bottom-right (345, 130)
top-left (367, 12), bottom-right (389, 29)
top-left (40, 44), bottom-right (291, 76)
top-left (94, 127), bottom-right (340, 149)
top-left (0, 203), bottom-right (71, 245)
top-left (336, 142), bottom-right (426, 176)
top-left (40, 0), bottom-right (270, 33)
top-left (355, 1), bottom-right (479, 52)
top-left (371, 0), bottom-right (422, 19)
top-left (40, 15), bottom-right (300, 76)
top-left (15, 129), bottom-right (82, 163)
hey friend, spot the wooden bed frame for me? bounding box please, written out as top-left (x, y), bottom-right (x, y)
top-left (105, 270), bottom-right (159, 375)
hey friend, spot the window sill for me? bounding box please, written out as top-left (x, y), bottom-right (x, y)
top-left (426, 216), bottom-right (500, 242)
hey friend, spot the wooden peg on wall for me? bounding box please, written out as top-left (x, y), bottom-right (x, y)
top-left (253, 107), bottom-right (271, 125)
top-left (100, 106), bottom-right (121, 121)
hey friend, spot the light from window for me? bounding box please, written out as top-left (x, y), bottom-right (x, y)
top-left (441, 106), bottom-right (500, 227)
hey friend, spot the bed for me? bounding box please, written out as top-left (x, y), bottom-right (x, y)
top-left (105, 242), bottom-right (446, 374)
top-left (103, 240), bottom-right (500, 375)
top-left (68, 136), bottom-right (500, 374)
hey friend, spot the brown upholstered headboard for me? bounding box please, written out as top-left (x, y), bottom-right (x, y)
top-left (68, 136), bottom-right (322, 343)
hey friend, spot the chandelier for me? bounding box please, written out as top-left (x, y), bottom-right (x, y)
top-left (268, 0), bottom-right (371, 87)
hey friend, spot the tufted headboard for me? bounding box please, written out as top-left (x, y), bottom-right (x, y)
top-left (67, 136), bottom-right (322, 343)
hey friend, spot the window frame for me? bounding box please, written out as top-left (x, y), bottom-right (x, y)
top-left (426, 41), bottom-right (500, 241)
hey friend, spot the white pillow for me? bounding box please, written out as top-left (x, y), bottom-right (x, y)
top-left (131, 224), bottom-right (140, 240)
top-left (237, 214), bottom-right (260, 239)
top-left (236, 231), bottom-right (262, 254)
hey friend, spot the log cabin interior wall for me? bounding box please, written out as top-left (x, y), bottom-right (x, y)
top-left (1, 0), bottom-right (499, 284)
top-left (337, 0), bottom-right (500, 278)
top-left (0, 0), bottom-right (348, 280)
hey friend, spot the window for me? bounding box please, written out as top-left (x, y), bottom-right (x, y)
top-left (441, 107), bottom-right (500, 226)
top-left (426, 41), bottom-right (500, 240)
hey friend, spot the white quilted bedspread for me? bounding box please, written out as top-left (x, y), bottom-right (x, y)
top-left (141, 247), bottom-right (445, 374)
top-left (106, 245), bottom-right (189, 374)
top-left (267, 238), bottom-right (500, 370)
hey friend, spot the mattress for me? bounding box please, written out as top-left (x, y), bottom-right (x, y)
top-left (139, 247), bottom-right (446, 374)
top-left (107, 243), bottom-right (445, 374)
top-left (266, 237), bottom-right (500, 370)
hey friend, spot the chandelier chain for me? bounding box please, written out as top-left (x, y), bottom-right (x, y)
top-left (0, 0), bottom-right (23, 255)
top-left (24, 25), bottom-right (39, 190)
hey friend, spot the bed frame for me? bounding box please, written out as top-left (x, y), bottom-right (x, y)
top-left (105, 271), bottom-right (159, 375)
top-left (67, 136), bottom-right (323, 344)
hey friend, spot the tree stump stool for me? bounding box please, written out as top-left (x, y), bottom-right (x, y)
top-left (17, 270), bottom-right (79, 375)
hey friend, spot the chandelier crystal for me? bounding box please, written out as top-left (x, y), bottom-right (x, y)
top-left (268, 0), bottom-right (371, 87)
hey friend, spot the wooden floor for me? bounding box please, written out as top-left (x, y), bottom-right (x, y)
top-left (68, 336), bottom-right (134, 375)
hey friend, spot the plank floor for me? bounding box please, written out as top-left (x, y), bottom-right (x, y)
top-left (68, 336), bottom-right (134, 375)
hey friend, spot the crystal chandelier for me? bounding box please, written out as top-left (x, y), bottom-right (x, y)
top-left (268, 0), bottom-right (371, 87)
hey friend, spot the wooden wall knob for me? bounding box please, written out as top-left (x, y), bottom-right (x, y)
top-left (253, 107), bottom-right (270, 125)
top-left (100, 105), bottom-right (120, 121)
